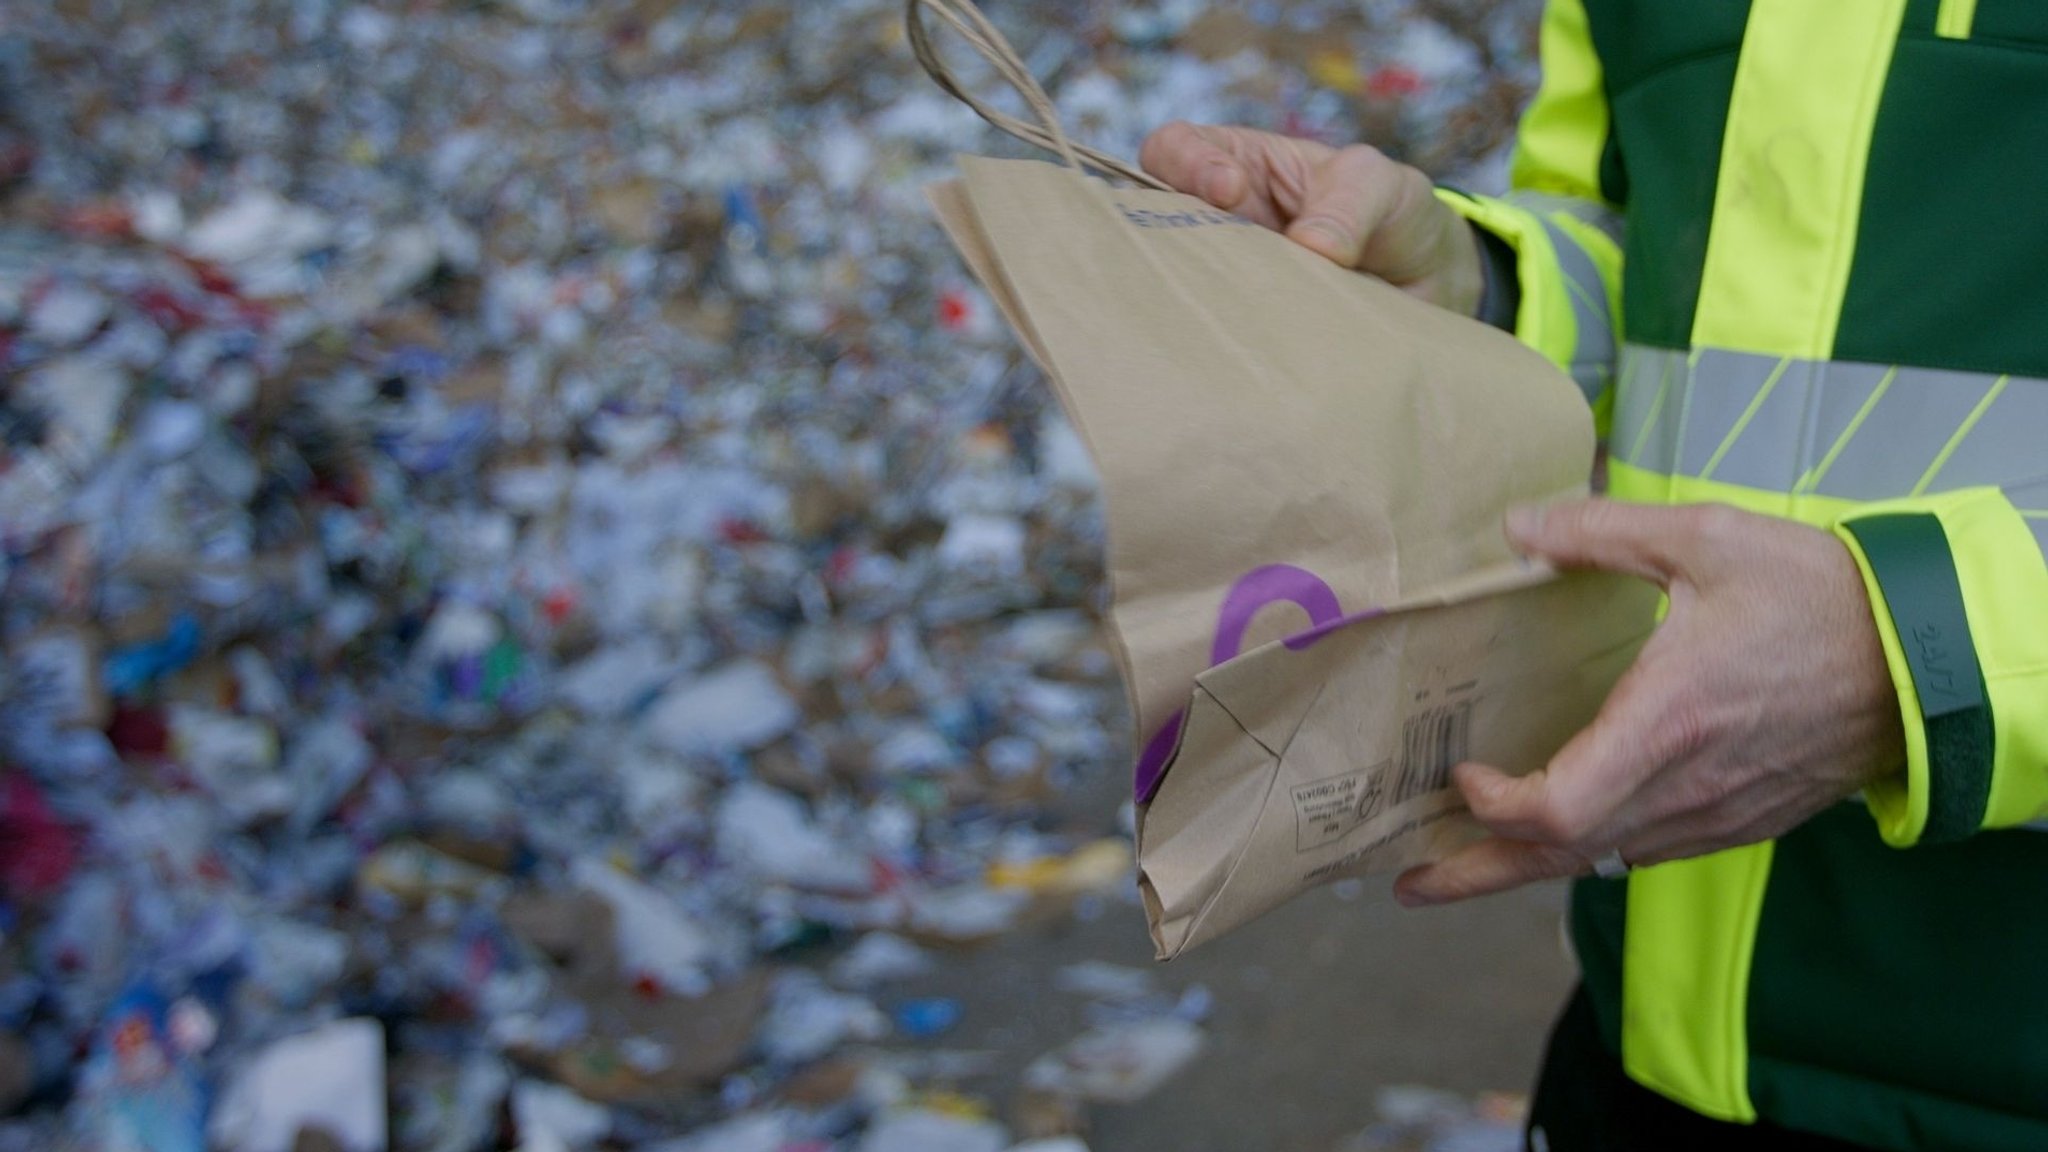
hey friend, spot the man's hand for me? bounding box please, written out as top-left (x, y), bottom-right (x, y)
top-left (1138, 122), bottom-right (1485, 316)
top-left (1394, 500), bottom-right (1908, 906)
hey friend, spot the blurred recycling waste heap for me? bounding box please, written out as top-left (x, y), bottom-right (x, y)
top-left (0, 0), bottom-right (1537, 1148)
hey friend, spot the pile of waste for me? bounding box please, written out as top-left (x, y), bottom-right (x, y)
top-left (0, 0), bottom-right (1538, 1148)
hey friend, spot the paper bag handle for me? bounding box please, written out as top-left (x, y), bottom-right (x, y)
top-left (906, 0), bottom-right (1172, 191)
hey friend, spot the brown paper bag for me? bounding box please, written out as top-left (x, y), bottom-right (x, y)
top-left (913, 0), bottom-right (1659, 957)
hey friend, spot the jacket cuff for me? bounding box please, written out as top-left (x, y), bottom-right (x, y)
top-left (1832, 486), bottom-right (2048, 844)
top-left (1434, 188), bottom-right (1620, 423)
top-left (1833, 510), bottom-right (1992, 846)
top-left (1472, 223), bottom-right (1522, 332)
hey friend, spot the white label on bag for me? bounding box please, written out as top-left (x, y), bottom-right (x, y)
top-left (1290, 762), bottom-right (1388, 852)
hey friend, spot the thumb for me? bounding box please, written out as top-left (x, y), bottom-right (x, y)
top-left (1282, 145), bottom-right (1400, 267)
top-left (1505, 499), bottom-right (1694, 585)
top-left (1283, 145), bottom-right (1447, 283)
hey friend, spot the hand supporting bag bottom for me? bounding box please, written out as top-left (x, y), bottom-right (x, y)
top-left (1140, 563), bottom-right (1657, 959)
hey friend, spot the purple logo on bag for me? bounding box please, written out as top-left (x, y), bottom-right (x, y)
top-left (1134, 564), bottom-right (1384, 803)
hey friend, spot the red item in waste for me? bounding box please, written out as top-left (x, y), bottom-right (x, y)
top-left (131, 285), bottom-right (207, 334)
top-left (1367, 65), bottom-right (1426, 99)
top-left (106, 704), bottom-right (171, 759)
top-left (59, 201), bottom-right (136, 241)
top-left (0, 772), bottom-right (80, 900)
top-left (542, 587), bottom-right (579, 627)
top-left (823, 546), bottom-right (859, 586)
top-left (937, 290), bottom-right (972, 331)
top-left (719, 517), bottom-right (771, 545)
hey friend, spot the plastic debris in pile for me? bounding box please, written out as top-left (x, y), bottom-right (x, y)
top-left (1334, 1086), bottom-right (1529, 1152)
top-left (0, 0), bottom-right (1537, 1148)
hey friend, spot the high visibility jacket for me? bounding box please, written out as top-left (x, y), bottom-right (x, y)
top-left (1438, 3), bottom-right (2048, 1147)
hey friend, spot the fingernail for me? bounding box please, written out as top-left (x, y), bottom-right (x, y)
top-left (1505, 504), bottom-right (1542, 545)
top-left (1394, 877), bottom-right (1439, 908)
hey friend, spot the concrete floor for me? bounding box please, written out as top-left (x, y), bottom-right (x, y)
top-left (882, 761), bottom-right (1577, 1152)
top-left (896, 880), bottom-right (1574, 1152)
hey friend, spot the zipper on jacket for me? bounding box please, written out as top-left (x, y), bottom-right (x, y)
top-left (1936, 0), bottom-right (1976, 39)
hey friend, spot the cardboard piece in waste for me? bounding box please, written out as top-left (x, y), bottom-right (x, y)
top-left (928, 156), bottom-right (1658, 958)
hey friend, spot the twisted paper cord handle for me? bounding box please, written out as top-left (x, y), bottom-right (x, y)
top-left (905, 0), bottom-right (1172, 191)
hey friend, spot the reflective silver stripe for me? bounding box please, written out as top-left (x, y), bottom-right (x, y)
top-left (1611, 345), bottom-right (1678, 474)
top-left (2010, 477), bottom-right (2048, 555)
top-left (1508, 191), bottom-right (1624, 248)
top-left (1615, 347), bottom-right (2048, 840)
top-left (1536, 218), bottom-right (1615, 406)
top-left (2014, 504), bottom-right (2048, 558)
top-left (1612, 346), bottom-right (2048, 515)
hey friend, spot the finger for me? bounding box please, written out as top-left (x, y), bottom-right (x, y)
top-left (1454, 751), bottom-right (1634, 851)
top-left (1394, 838), bottom-right (1586, 907)
top-left (1460, 654), bottom-right (1700, 849)
top-left (1503, 499), bottom-right (1704, 585)
top-left (1330, 156), bottom-right (1459, 286)
top-left (1146, 121), bottom-right (1253, 216)
top-left (1453, 761), bottom-right (1606, 848)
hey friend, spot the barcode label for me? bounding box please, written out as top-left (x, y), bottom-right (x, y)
top-left (1394, 700), bottom-right (1473, 804)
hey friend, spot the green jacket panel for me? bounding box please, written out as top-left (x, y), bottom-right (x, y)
top-left (1500, 1), bottom-right (2048, 1146)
